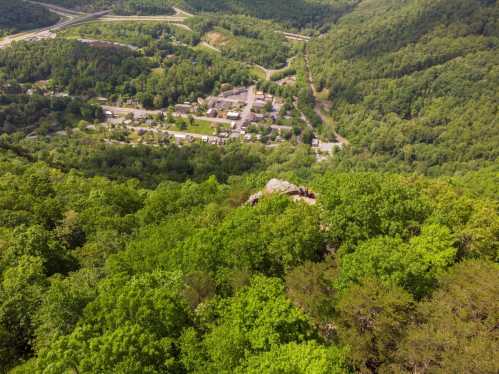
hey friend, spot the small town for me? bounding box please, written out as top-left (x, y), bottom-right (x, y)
top-left (99, 84), bottom-right (343, 158)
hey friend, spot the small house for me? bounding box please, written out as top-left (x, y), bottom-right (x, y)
top-left (175, 104), bottom-right (192, 114)
top-left (207, 108), bottom-right (218, 118)
top-left (227, 111), bottom-right (240, 120)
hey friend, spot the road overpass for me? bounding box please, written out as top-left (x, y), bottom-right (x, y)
top-left (0, 9), bottom-right (111, 49)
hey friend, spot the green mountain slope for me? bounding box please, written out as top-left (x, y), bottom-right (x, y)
top-left (309, 0), bottom-right (498, 175)
top-left (0, 0), bottom-right (60, 37)
top-left (41, 0), bottom-right (358, 27)
top-left (40, 0), bottom-right (176, 15)
top-left (180, 0), bottom-right (358, 28)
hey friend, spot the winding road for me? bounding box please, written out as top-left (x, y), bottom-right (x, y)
top-left (0, 8), bottom-right (111, 49)
top-left (304, 46), bottom-right (349, 146)
top-left (0, 1), bottom-right (312, 50)
top-left (0, 1), bottom-right (190, 49)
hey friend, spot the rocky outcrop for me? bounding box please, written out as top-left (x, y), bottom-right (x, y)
top-left (247, 179), bottom-right (316, 206)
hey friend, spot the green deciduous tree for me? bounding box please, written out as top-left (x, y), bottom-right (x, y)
top-left (181, 275), bottom-right (316, 373)
top-left (336, 278), bottom-right (415, 372)
top-left (0, 256), bottom-right (47, 371)
top-left (337, 224), bottom-right (456, 298)
top-left (36, 270), bottom-right (191, 373)
top-left (2, 225), bottom-right (78, 276)
top-left (315, 173), bottom-right (430, 251)
top-left (393, 260), bottom-right (499, 374)
top-left (285, 257), bottom-right (338, 325)
top-left (237, 341), bottom-right (351, 374)
top-left (34, 268), bottom-right (101, 351)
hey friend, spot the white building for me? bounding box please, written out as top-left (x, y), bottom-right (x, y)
top-left (227, 111), bottom-right (241, 120)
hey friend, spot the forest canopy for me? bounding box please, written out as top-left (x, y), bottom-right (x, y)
top-left (0, 149), bottom-right (497, 372)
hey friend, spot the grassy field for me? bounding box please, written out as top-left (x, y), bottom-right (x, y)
top-left (167, 119), bottom-right (229, 135)
top-left (249, 65), bottom-right (267, 80)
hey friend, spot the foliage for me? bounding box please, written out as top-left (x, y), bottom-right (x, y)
top-left (189, 15), bottom-right (292, 68)
top-left (180, 276), bottom-right (316, 373)
top-left (0, 150), bottom-right (496, 372)
top-left (314, 172), bottom-right (430, 250)
top-left (0, 0), bottom-right (59, 37)
top-left (36, 271), bottom-right (190, 373)
top-left (310, 0), bottom-right (499, 174)
top-left (0, 39), bottom-right (250, 107)
top-left (60, 21), bottom-right (197, 48)
top-left (336, 278), bottom-right (415, 372)
top-left (337, 224), bottom-right (457, 298)
top-left (181, 0), bottom-right (359, 29)
top-left (237, 341), bottom-right (351, 374)
top-left (0, 256), bottom-right (48, 370)
top-left (394, 260), bottom-right (499, 373)
top-left (0, 94), bottom-right (103, 135)
top-left (0, 2), bottom-right (497, 370)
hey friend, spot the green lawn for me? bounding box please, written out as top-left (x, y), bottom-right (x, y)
top-left (249, 66), bottom-right (267, 80)
top-left (168, 119), bottom-right (229, 135)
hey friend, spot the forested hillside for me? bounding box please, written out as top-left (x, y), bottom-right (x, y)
top-left (309, 0), bottom-right (498, 175)
top-left (0, 148), bottom-right (497, 373)
top-left (179, 0), bottom-right (358, 28)
top-left (0, 0), bottom-right (60, 37)
top-left (0, 39), bottom-right (250, 106)
top-left (40, 0), bottom-right (176, 15)
top-left (188, 15), bottom-right (293, 68)
top-left (41, 0), bottom-right (358, 27)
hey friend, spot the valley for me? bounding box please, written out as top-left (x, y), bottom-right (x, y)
top-left (0, 1), bottom-right (340, 153)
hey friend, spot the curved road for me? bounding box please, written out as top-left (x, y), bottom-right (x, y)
top-left (0, 1), bottom-right (189, 49)
top-left (0, 9), bottom-right (111, 49)
top-left (1, 1), bottom-right (312, 50)
top-left (304, 46), bottom-right (349, 146)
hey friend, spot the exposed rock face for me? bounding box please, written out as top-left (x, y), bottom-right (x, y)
top-left (264, 179), bottom-right (301, 195)
top-left (247, 179), bottom-right (316, 206)
top-left (247, 191), bottom-right (263, 206)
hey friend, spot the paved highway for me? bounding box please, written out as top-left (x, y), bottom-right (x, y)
top-left (0, 1), bottom-right (190, 49)
top-left (99, 16), bottom-right (188, 22)
top-left (0, 9), bottom-right (111, 49)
